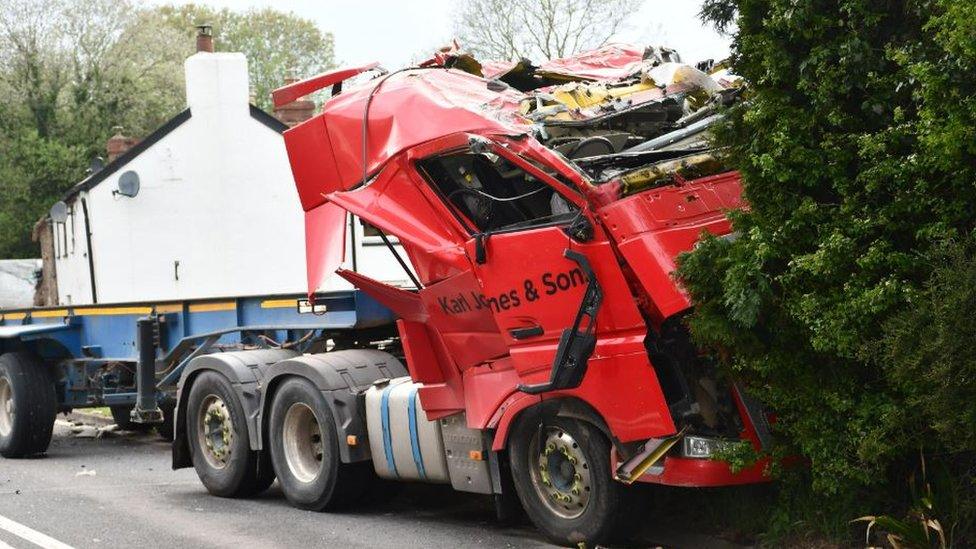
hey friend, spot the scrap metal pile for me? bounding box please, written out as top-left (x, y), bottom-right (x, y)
top-left (420, 43), bottom-right (743, 198)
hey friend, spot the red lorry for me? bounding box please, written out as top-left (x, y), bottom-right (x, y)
top-left (172, 45), bottom-right (770, 545)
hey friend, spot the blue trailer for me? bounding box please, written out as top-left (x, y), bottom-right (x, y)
top-left (0, 290), bottom-right (395, 457)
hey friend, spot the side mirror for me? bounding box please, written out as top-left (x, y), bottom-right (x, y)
top-left (564, 213), bottom-right (594, 242)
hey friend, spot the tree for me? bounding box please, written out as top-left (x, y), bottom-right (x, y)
top-left (0, 133), bottom-right (86, 259)
top-left (678, 0), bottom-right (976, 539)
top-left (0, 0), bottom-right (189, 258)
top-left (454, 0), bottom-right (638, 61)
top-left (0, 0), bottom-right (71, 139)
top-left (153, 5), bottom-right (335, 111)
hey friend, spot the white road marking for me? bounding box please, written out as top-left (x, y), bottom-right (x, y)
top-left (0, 538), bottom-right (18, 549)
top-left (0, 515), bottom-right (74, 549)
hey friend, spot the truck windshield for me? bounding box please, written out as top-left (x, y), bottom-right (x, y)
top-left (417, 151), bottom-right (578, 234)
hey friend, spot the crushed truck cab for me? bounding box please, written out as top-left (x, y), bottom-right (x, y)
top-left (174, 44), bottom-right (770, 546)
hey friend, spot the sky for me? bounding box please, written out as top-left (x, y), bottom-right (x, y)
top-left (142, 0), bottom-right (731, 69)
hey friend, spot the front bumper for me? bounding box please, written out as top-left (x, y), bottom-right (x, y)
top-left (636, 455), bottom-right (770, 487)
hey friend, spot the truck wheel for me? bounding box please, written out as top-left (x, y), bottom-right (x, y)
top-left (186, 371), bottom-right (274, 497)
top-left (508, 414), bottom-right (623, 546)
top-left (268, 377), bottom-right (370, 511)
top-left (110, 406), bottom-right (152, 432)
top-left (0, 352), bottom-right (57, 458)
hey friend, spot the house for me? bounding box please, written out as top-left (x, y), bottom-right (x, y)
top-left (37, 30), bottom-right (405, 306)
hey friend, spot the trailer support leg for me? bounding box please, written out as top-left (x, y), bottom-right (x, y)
top-left (132, 316), bottom-right (163, 424)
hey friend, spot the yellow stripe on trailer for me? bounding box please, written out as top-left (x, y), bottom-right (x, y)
top-left (260, 299), bottom-right (297, 309)
top-left (74, 306), bottom-right (154, 316)
top-left (31, 309), bottom-right (69, 318)
top-left (154, 304), bottom-right (184, 314)
top-left (0, 312), bottom-right (28, 321)
top-left (187, 302), bottom-right (236, 313)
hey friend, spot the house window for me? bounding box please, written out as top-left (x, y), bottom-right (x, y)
top-left (53, 222), bottom-right (64, 258)
top-left (68, 205), bottom-right (76, 254)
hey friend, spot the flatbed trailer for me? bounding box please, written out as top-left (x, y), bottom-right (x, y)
top-left (0, 290), bottom-right (394, 447)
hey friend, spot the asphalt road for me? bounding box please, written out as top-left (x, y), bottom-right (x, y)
top-left (0, 420), bottom-right (749, 549)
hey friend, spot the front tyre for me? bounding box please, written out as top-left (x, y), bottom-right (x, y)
top-left (268, 377), bottom-right (370, 511)
top-left (186, 371), bottom-right (274, 497)
top-left (509, 414), bottom-right (623, 546)
top-left (0, 352), bottom-right (57, 458)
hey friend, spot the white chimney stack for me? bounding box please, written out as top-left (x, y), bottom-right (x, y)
top-left (184, 52), bottom-right (249, 114)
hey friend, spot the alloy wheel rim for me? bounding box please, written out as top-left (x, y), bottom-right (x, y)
top-left (0, 377), bottom-right (13, 437)
top-left (528, 426), bottom-right (592, 519)
top-left (282, 402), bottom-right (324, 483)
top-left (197, 395), bottom-right (233, 469)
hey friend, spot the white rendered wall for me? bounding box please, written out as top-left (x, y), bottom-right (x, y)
top-left (51, 202), bottom-right (94, 304)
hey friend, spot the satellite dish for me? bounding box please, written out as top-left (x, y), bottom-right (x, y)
top-left (50, 201), bottom-right (69, 223)
top-left (89, 156), bottom-right (104, 174)
top-left (116, 171), bottom-right (140, 198)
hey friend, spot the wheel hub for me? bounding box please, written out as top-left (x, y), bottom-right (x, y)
top-left (0, 377), bottom-right (13, 437)
top-left (282, 402), bottom-right (324, 483)
top-left (198, 395), bottom-right (233, 468)
top-left (531, 427), bottom-right (592, 519)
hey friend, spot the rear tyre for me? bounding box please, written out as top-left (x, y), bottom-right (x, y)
top-left (269, 377), bottom-right (370, 511)
top-left (186, 371), bottom-right (274, 497)
top-left (110, 406), bottom-right (152, 432)
top-left (509, 414), bottom-right (623, 546)
top-left (0, 352), bottom-right (57, 458)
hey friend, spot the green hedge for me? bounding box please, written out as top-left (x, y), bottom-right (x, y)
top-left (681, 0), bottom-right (976, 542)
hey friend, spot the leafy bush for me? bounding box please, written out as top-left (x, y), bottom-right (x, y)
top-left (878, 239), bottom-right (976, 454)
top-left (681, 0), bottom-right (976, 540)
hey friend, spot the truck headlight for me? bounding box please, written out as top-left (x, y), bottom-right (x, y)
top-left (681, 435), bottom-right (727, 458)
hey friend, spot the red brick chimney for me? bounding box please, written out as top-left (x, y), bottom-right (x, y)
top-left (106, 126), bottom-right (138, 163)
top-left (195, 24), bottom-right (214, 53)
top-left (273, 72), bottom-right (315, 127)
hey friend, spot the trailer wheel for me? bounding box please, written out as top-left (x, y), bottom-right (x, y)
top-left (508, 414), bottom-right (623, 546)
top-left (109, 406), bottom-right (152, 432)
top-left (186, 371), bottom-right (274, 497)
top-left (268, 377), bottom-right (370, 511)
top-left (0, 352), bottom-right (57, 458)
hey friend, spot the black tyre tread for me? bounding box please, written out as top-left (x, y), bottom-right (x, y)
top-left (269, 377), bottom-right (369, 511)
top-left (186, 371), bottom-right (272, 498)
top-left (509, 414), bottom-right (624, 546)
top-left (0, 352), bottom-right (57, 458)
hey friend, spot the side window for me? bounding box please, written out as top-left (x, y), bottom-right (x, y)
top-left (417, 151), bottom-right (577, 233)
